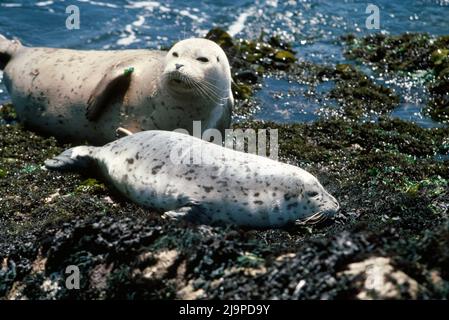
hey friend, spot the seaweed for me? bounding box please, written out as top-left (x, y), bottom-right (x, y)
top-left (343, 33), bottom-right (449, 122)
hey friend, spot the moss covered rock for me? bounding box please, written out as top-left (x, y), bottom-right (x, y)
top-left (343, 33), bottom-right (449, 123)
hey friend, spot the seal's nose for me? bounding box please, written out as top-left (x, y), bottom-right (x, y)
top-left (175, 63), bottom-right (184, 70)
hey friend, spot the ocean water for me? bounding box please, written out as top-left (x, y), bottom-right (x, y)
top-left (0, 0), bottom-right (448, 127)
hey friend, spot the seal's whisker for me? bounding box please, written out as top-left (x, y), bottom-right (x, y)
top-left (197, 78), bottom-right (229, 93)
top-left (194, 80), bottom-right (226, 104)
top-left (200, 84), bottom-right (229, 100)
top-left (296, 211), bottom-right (327, 225)
top-left (198, 79), bottom-right (228, 91)
top-left (201, 85), bottom-right (223, 104)
top-left (164, 72), bottom-right (229, 104)
top-left (192, 81), bottom-right (215, 103)
top-left (189, 74), bottom-right (228, 91)
top-left (196, 81), bottom-right (229, 102)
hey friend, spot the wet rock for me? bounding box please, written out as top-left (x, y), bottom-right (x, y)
top-left (330, 64), bottom-right (399, 118)
top-left (234, 70), bottom-right (259, 84)
top-left (205, 28), bottom-right (296, 104)
top-left (177, 280), bottom-right (205, 300)
top-left (139, 249), bottom-right (180, 281)
top-left (0, 103), bottom-right (17, 123)
top-left (340, 257), bottom-right (420, 299)
top-left (343, 33), bottom-right (449, 123)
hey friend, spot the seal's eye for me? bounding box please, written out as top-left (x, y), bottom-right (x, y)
top-left (306, 191), bottom-right (319, 198)
top-left (217, 56), bottom-right (220, 62)
top-left (172, 52), bottom-right (179, 57)
top-left (197, 57), bottom-right (209, 63)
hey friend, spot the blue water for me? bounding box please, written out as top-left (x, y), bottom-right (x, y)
top-left (1, 0), bottom-right (448, 127)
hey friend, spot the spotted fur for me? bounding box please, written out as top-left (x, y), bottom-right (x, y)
top-left (45, 130), bottom-right (340, 228)
top-left (1, 36), bottom-right (232, 145)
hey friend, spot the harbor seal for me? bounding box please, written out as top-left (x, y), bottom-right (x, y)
top-left (0, 35), bottom-right (233, 144)
top-left (44, 130), bottom-right (340, 228)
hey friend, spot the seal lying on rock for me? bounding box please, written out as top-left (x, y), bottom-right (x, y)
top-left (45, 130), bottom-right (340, 228)
top-left (0, 35), bottom-right (233, 144)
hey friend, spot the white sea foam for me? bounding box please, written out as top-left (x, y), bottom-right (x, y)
top-left (126, 1), bottom-right (170, 13)
top-left (0, 3), bottom-right (22, 7)
top-left (117, 24), bottom-right (140, 46)
top-left (76, 0), bottom-right (120, 9)
top-left (132, 15), bottom-right (145, 27)
top-left (178, 9), bottom-right (204, 23)
top-left (126, 1), bottom-right (160, 10)
top-left (35, 1), bottom-right (53, 6)
top-left (228, 7), bottom-right (255, 36)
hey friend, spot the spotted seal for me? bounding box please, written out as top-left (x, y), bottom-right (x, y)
top-left (44, 130), bottom-right (340, 228)
top-left (0, 35), bottom-right (233, 144)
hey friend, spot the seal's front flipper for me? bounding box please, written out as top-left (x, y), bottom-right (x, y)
top-left (116, 127), bottom-right (134, 138)
top-left (163, 207), bottom-right (193, 220)
top-left (45, 146), bottom-right (96, 171)
top-left (162, 201), bottom-right (210, 224)
top-left (86, 66), bottom-right (134, 121)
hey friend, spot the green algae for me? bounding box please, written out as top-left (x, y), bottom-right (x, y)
top-left (330, 64), bottom-right (399, 118)
top-left (403, 176), bottom-right (448, 197)
top-left (1, 113), bottom-right (449, 298)
top-left (205, 28), bottom-right (399, 120)
top-left (206, 28), bottom-right (297, 102)
top-left (268, 61), bottom-right (400, 120)
top-left (0, 103), bottom-right (17, 122)
top-left (75, 178), bottom-right (107, 194)
top-left (20, 164), bottom-right (40, 174)
top-left (206, 28), bottom-right (296, 73)
top-left (236, 252), bottom-right (265, 268)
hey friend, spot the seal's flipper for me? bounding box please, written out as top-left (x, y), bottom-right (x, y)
top-left (116, 127), bottom-right (134, 137)
top-left (45, 146), bottom-right (96, 171)
top-left (163, 207), bottom-right (193, 220)
top-left (162, 201), bottom-right (210, 224)
top-left (86, 66), bottom-right (134, 121)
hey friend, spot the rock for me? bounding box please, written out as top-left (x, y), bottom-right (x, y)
top-left (89, 263), bottom-right (114, 290)
top-left (274, 50), bottom-right (296, 63)
top-left (343, 33), bottom-right (449, 123)
top-left (275, 253), bottom-right (296, 262)
top-left (205, 28), bottom-right (234, 49)
top-left (340, 257), bottom-right (419, 299)
top-left (177, 280), bottom-right (205, 300)
top-left (234, 70), bottom-right (259, 83)
top-left (141, 250), bottom-right (179, 281)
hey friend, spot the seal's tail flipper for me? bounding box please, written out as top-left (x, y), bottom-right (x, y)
top-left (45, 146), bottom-right (96, 171)
top-left (0, 34), bottom-right (21, 70)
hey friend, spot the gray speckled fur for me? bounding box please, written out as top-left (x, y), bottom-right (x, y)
top-left (46, 130), bottom-right (340, 228)
top-left (1, 36), bottom-right (233, 145)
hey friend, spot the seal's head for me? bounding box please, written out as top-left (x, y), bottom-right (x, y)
top-left (162, 38), bottom-right (232, 102)
top-left (279, 170), bottom-right (340, 225)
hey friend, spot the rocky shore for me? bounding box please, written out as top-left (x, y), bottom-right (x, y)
top-left (1, 30), bottom-right (448, 299)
